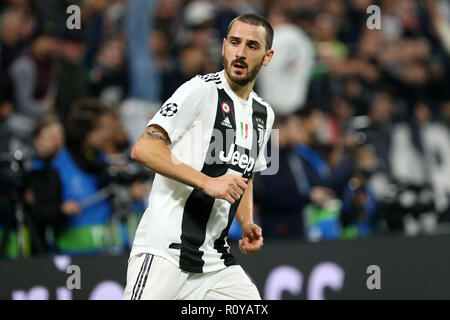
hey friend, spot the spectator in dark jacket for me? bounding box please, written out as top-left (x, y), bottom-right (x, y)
top-left (254, 115), bottom-right (310, 240)
top-left (24, 114), bottom-right (64, 255)
top-left (88, 36), bottom-right (129, 108)
top-left (53, 31), bottom-right (88, 125)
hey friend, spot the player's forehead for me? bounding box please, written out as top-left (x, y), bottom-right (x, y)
top-left (227, 20), bottom-right (266, 47)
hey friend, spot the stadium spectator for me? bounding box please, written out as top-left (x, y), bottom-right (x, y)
top-left (97, 109), bottom-right (150, 252)
top-left (291, 105), bottom-right (353, 240)
top-left (33, 0), bottom-right (72, 38)
top-left (323, 96), bottom-right (356, 144)
top-left (0, 7), bottom-right (30, 75)
top-left (293, 105), bottom-right (354, 201)
top-left (0, 7), bottom-right (34, 104)
top-left (150, 27), bottom-right (177, 103)
top-left (256, 103), bottom-right (355, 241)
top-left (9, 33), bottom-right (56, 119)
top-left (88, 35), bottom-right (129, 109)
top-left (51, 98), bottom-right (111, 255)
top-left (364, 90), bottom-right (397, 177)
top-left (254, 115), bottom-right (310, 240)
top-left (339, 140), bottom-right (379, 238)
top-left (257, 7), bottom-right (315, 115)
top-left (24, 114), bottom-right (64, 255)
top-left (162, 43), bottom-right (207, 102)
top-left (53, 30), bottom-right (88, 125)
top-left (125, 0), bottom-right (160, 101)
top-left (388, 100), bottom-right (450, 234)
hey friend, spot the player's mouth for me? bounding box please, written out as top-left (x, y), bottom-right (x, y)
top-left (232, 62), bottom-right (247, 71)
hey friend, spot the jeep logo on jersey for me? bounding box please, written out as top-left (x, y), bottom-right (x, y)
top-left (160, 102), bottom-right (179, 117)
top-left (218, 143), bottom-right (255, 175)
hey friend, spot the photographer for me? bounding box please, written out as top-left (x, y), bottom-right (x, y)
top-left (339, 141), bottom-right (379, 238)
top-left (23, 114), bottom-right (64, 256)
top-left (51, 98), bottom-right (111, 255)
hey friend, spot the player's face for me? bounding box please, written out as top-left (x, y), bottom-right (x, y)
top-left (222, 21), bottom-right (273, 86)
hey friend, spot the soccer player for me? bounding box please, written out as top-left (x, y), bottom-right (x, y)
top-left (123, 13), bottom-right (275, 300)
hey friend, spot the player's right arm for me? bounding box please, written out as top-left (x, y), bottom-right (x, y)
top-left (130, 124), bottom-right (247, 204)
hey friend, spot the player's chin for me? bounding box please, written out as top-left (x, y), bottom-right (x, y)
top-left (232, 69), bottom-right (247, 77)
top-left (230, 74), bottom-right (250, 86)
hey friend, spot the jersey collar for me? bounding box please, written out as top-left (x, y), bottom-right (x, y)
top-left (219, 70), bottom-right (254, 114)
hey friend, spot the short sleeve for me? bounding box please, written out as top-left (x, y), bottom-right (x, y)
top-left (253, 107), bottom-right (275, 173)
top-left (147, 76), bottom-right (206, 143)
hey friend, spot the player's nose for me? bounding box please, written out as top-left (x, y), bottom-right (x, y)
top-left (235, 44), bottom-right (246, 59)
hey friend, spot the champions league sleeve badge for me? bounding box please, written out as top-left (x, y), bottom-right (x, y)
top-left (160, 102), bottom-right (179, 117)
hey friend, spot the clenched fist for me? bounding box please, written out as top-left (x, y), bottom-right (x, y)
top-left (202, 173), bottom-right (248, 204)
top-left (239, 222), bottom-right (263, 254)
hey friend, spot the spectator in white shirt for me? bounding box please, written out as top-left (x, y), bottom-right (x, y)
top-left (257, 8), bottom-right (315, 115)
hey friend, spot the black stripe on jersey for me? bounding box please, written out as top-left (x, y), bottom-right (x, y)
top-left (204, 77), bottom-right (220, 81)
top-left (136, 254), bottom-right (154, 300)
top-left (213, 199), bottom-right (238, 267)
top-left (199, 73), bottom-right (221, 83)
top-left (179, 88), bottom-right (237, 273)
top-left (131, 253), bottom-right (149, 300)
top-left (251, 98), bottom-right (269, 158)
top-left (205, 78), bottom-right (220, 83)
top-left (169, 243), bottom-right (182, 249)
top-left (214, 96), bottom-right (268, 265)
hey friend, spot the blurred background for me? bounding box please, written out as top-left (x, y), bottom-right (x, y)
top-left (0, 0), bottom-right (450, 300)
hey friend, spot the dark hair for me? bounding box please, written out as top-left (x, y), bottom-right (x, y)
top-left (226, 13), bottom-right (274, 50)
top-left (66, 98), bottom-right (106, 150)
top-left (58, 28), bottom-right (85, 43)
top-left (33, 113), bottom-right (60, 138)
top-left (294, 102), bottom-right (319, 119)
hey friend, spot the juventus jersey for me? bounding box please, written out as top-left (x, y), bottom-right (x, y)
top-left (130, 70), bottom-right (275, 273)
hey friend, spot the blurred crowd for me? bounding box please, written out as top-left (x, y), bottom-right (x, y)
top-left (1, 0), bottom-right (450, 259)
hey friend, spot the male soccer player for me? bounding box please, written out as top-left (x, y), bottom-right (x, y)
top-left (123, 13), bottom-right (275, 300)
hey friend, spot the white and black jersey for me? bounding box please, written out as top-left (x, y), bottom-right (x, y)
top-left (130, 70), bottom-right (275, 273)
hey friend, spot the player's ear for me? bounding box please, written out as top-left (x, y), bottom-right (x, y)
top-left (262, 49), bottom-right (274, 67)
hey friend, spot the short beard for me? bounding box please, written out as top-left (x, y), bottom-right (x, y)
top-left (223, 56), bottom-right (264, 87)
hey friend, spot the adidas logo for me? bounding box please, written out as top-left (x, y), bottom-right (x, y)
top-left (221, 117), bottom-right (232, 128)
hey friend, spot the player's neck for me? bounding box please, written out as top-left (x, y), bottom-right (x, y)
top-left (223, 71), bottom-right (255, 101)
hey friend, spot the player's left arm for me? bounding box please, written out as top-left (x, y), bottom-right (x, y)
top-left (235, 172), bottom-right (263, 254)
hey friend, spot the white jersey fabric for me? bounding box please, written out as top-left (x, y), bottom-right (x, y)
top-left (130, 70), bottom-right (275, 273)
top-left (123, 253), bottom-right (261, 300)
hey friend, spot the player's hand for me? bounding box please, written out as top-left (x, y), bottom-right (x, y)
top-left (202, 173), bottom-right (248, 205)
top-left (239, 223), bottom-right (263, 254)
top-left (310, 186), bottom-right (335, 207)
top-left (61, 200), bottom-right (81, 216)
